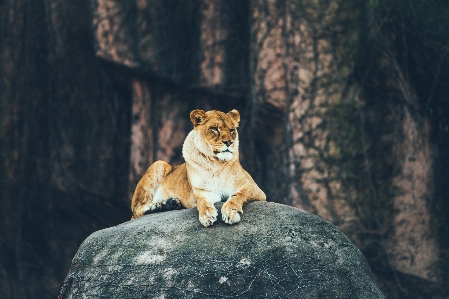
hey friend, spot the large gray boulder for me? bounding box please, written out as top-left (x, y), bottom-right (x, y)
top-left (59, 201), bottom-right (385, 298)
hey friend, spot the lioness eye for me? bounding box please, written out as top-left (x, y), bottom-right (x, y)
top-left (211, 126), bottom-right (218, 133)
top-left (230, 128), bottom-right (235, 134)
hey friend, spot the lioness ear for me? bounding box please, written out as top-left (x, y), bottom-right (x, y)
top-left (190, 109), bottom-right (207, 127)
top-left (227, 109), bottom-right (240, 127)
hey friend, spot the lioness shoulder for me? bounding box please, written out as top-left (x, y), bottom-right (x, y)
top-left (131, 109), bottom-right (266, 227)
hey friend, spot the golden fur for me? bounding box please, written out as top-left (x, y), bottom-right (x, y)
top-left (131, 109), bottom-right (266, 227)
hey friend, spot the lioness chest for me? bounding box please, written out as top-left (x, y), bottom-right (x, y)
top-left (188, 165), bottom-right (238, 200)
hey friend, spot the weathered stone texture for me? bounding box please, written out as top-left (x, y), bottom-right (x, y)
top-left (60, 202), bottom-right (385, 299)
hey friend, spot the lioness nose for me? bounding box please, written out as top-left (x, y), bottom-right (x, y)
top-left (223, 140), bottom-right (233, 147)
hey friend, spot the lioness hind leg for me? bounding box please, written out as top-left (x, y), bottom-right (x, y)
top-left (131, 161), bottom-right (173, 219)
top-left (161, 198), bottom-right (183, 211)
top-left (143, 197), bottom-right (183, 215)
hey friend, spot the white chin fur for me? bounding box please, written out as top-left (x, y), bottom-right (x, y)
top-left (216, 151), bottom-right (233, 161)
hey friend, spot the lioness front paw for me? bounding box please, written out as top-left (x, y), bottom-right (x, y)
top-left (198, 206), bottom-right (218, 227)
top-left (221, 203), bottom-right (242, 225)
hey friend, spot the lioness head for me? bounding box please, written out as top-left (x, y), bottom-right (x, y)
top-left (189, 109), bottom-right (240, 161)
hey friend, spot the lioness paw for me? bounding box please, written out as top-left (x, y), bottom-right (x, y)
top-left (198, 207), bottom-right (218, 227)
top-left (221, 204), bottom-right (242, 225)
top-left (143, 202), bottom-right (162, 215)
top-left (161, 198), bottom-right (182, 211)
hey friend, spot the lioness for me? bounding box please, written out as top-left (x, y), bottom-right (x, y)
top-left (131, 109), bottom-right (266, 227)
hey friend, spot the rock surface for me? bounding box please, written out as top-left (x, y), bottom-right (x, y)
top-left (59, 202), bottom-right (385, 298)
